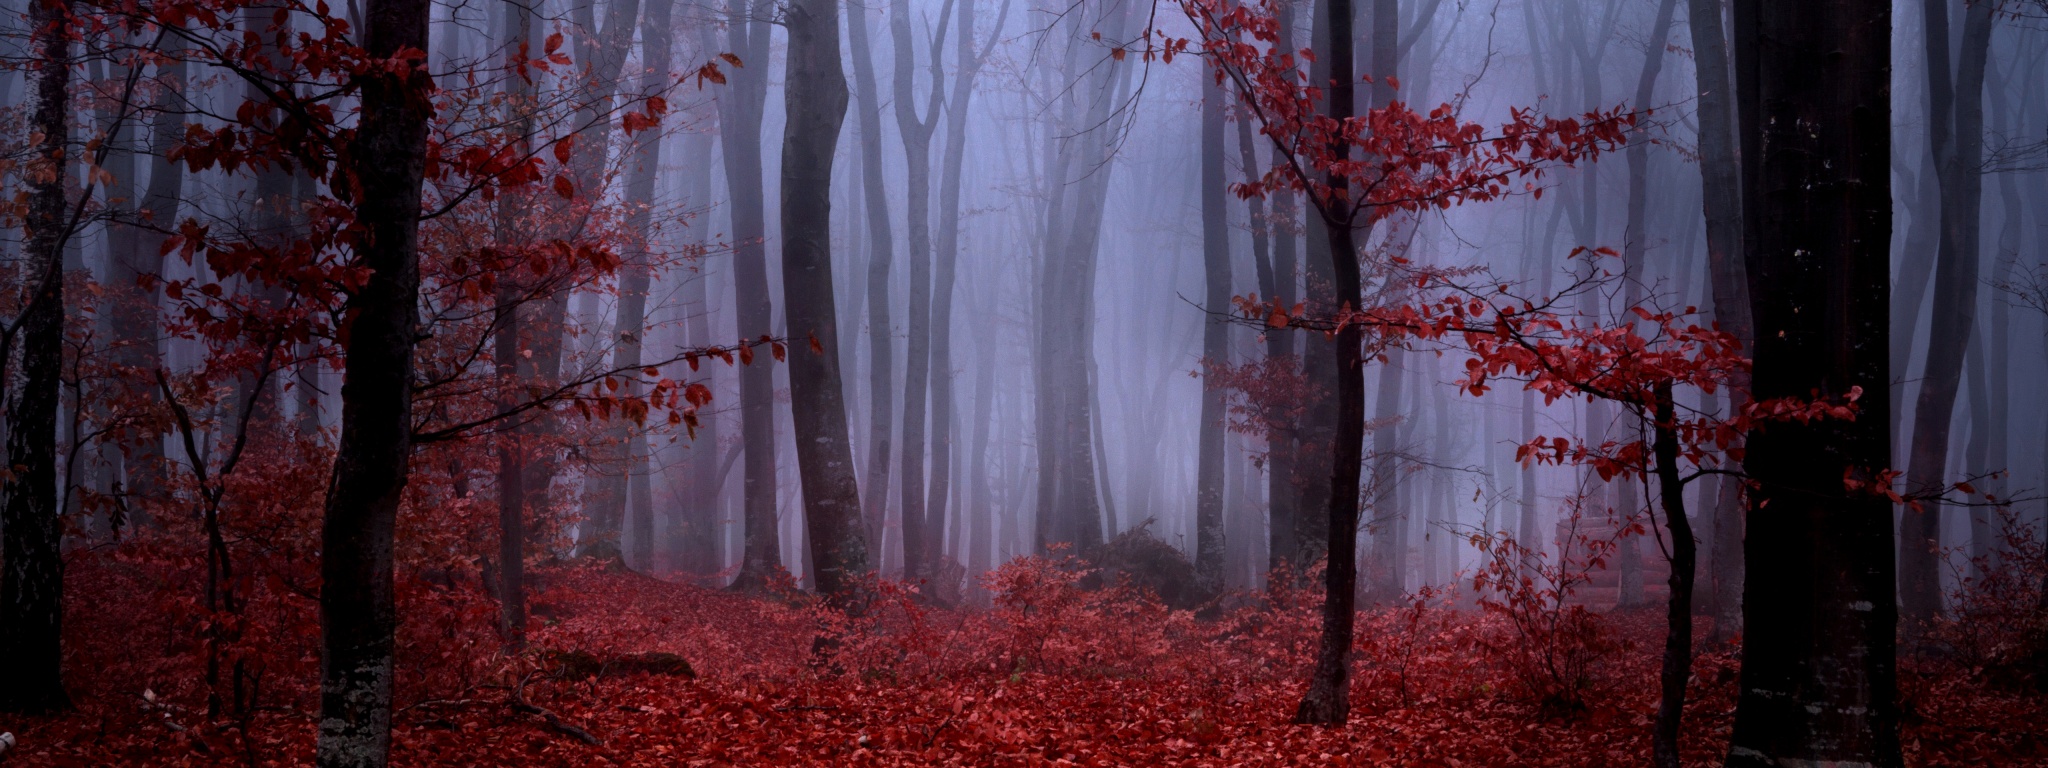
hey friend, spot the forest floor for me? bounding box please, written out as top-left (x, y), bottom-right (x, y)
top-left (4, 558), bottom-right (2045, 767)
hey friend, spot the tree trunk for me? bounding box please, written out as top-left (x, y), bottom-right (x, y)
top-left (781, 0), bottom-right (869, 599)
top-left (847, 3), bottom-right (896, 557)
top-left (1293, 0), bottom-right (1366, 727)
top-left (1723, 0), bottom-right (1900, 764)
top-left (315, 0), bottom-right (433, 758)
top-left (1614, 0), bottom-right (1679, 611)
top-left (675, 131), bottom-right (721, 576)
top-left (1195, 70), bottom-right (1231, 597)
top-left (0, 0), bottom-right (74, 714)
top-left (707, 1), bottom-right (783, 589)
top-left (1900, 0), bottom-right (1994, 622)
top-left (1365, 348), bottom-right (1405, 604)
top-left (1650, 385), bottom-right (1696, 768)
top-left (609, 0), bottom-right (675, 571)
top-left (892, 0), bottom-right (952, 581)
top-left (930, 0), bottom-right (991, 579)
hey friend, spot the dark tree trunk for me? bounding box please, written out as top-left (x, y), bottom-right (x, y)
top-left (1195, 70), bottom-right (1230, 597)
top-left (780, 0), bottom-right (869, 599)
top-left (0, 0), bottom-right (74, 714)
top-left (1650, 385), bottom-right (1696, 768)
top-left (490, 0), bottom-right (537, 646)
top-left (1900, 0), bottom-right (1994, 622)
top-left (1293, 0), bottom-right (1365, 727)
top-left (706, 2), bottom-right (783, 589)
top-left (314, 0), bottom-right (433, 759)
top-left (1291, 0), bottom-right (1337, 572)
top-left (1724, 0), bottom-right (1900, 764)
top-left (846, 3), bottom-right (896, 556)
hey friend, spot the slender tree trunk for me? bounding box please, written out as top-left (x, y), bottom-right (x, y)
top-left (1243, 83), bottom-right (1300, 577)
top-left (671, 131), bottom-right (721, 575)
top-left (930, 0), bottom-right (990, 576)
top-left (490, 0), bottom-right (537, 645)
top-left (1723, 0), bottom-right (1900, 764)
top-left (1686, 0), bottom-right (1750, 639)
top-left (847, 4), bottom-right (896, 556)
top-left (1650, 385), bottom-right (1696, 768)
top-left (0, 0), bottom-right (74, 714)
top-left (1365, 348), bottom-right (1404, 604)
top-left (615, 0), bottom-right (675, 572)
top-left (1195, 70), bottom-right (1231, 597)
top-left (708, 2), bottom-right (783, 589)
top-left (315, 0), bottom-right (433, 758)
top-left (1293, 0), bottom-right (1366, 727)
top-left (781, 0), bottom-right (869, 599)
top-left (1901, 0), bottom-right (1994, 622)
top-left (891, 0), bottom-right (948, 581)
top-left (966, 317), bottom-right (996, 601)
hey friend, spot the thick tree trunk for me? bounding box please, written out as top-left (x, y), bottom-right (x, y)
top-left (846, 4), bottom-right (896, 556)
top-left (315, 0), bottom-right (433, 759)
top-left (1723, 0), bottom-right (1900, 764)
top-left (1901, 0), bottom-right (1994, 622)
top-left (1195, 71), bottom-right (1230, 597)
top-left (780, 0), bottom-right (868, 599)
top-left (0, 0), bottom-right (74, 714)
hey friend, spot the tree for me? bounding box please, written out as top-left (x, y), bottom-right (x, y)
top-left (314, 0), bottom-right (436, 763)
top-left (1196, 66), bottom-right (1231, 597)
top-left (1725, 0), bottom-right (1901, 764)
top-left (846, 0), bottom-right (897, 556)
top-left (1900, 0), bottom-right (1996, 623)
top-left (891, 0), bottom-right (952, 582)
top-left (701, 0), bottom-right (783, 590)
top-left (780, 0), bottom-right (869, 599)
top-left (0, 0), bottom-right (77, 715)
top-left (1682, 0), bottom-right (1751, 641)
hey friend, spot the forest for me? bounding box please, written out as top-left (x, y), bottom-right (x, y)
top-left (0, 0), bottom-right (2042, 764)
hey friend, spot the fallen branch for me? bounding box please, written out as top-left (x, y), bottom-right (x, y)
top-left (509, 674), bottom-right (602, 746)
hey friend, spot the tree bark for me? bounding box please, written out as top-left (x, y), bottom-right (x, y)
top-left (0, 0), bottom-right (74, 714)
top-left (780, 0), bottom-right (869, 599)
top-left (314, 0), bottom-right (433, 759)
top-left (1723, 0), bottom-right (1900, 764)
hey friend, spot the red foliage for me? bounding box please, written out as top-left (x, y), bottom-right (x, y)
top-left (10, 544), bottom-right (2045, 766)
